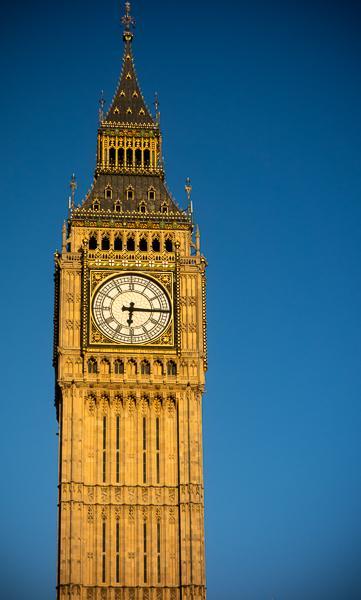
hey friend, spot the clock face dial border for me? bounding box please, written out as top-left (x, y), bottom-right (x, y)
top-left (90, 272), bottom-right (173, 346)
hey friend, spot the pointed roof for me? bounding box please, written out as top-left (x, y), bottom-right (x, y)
top-left (104, 26), bottom-right (154, 126)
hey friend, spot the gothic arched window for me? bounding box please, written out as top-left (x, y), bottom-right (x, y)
top-left (89, 235), bottom-right (97, 250)
top-left (139, 237), bottom-right (148, 251)
top-left (135, 148), bottom-right (142, 166)
top-left (126, 148), bottom-right (133, 166)
top-left (153, 360), bottom-right (163, 377)
top-left (127, 359), bottom-right (137, 376)
top-left (139, 202), bottom-right (147, 214)
top-left (144, 149), bottom-right (150, 166)
top-left (126, 187), bottom-right (134, 202)
top-left (127, 236), bottom-right (135, 251)
top-left (165, 238), bottom-right (173, 252)
top-left (109, 148), bottom-right (116, 166)
top-left (93, 200), bottom-right (100, 211)
top-left (167, 360), bottom-right (177, 376)
top-left (101, 235), bottom-right (110, 251)
top-left (141, 360), bottom-right (151, 375)
top-left (88, 358), bottom-right (97, 374)
top-left (114, 200), bottom-right (121, 213)
top-left (114, 235), bottom-right (122, 251)
top-left (152, 237), bottom-right (160, 252)
top-left (114, 359), bottom-right (124, 375)
top-left (118, 147), bottom-right (124, 166)
top-left (148, 188), bottom-right (155, 202)
top-left (105, 186), bottom-right (112, 200)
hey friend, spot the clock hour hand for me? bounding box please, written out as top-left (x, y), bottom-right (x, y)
top-left (121, 301), bottom-right (135, 326)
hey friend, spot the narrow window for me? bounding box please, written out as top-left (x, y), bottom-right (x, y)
top-left (126, 187), bottom-right (134, 201)
top-left (139, 237), bottom-right (148, 251)
top-left (114, 359), bottom-right (124, 374)
top-left (143, 417), bottom-right (147, 484)
top-left (161, 202), bottom-right (168, 214)
top-left (109, 148), bottom-right (116, 165)
top-left (101, 236), bottom-right (110, 251)
top-left (88, 358), bottom-right (97, 374)
top-left (126, 148), bottom-right (133, 166)
top-left (167, 360), bottom-right (177, 376)
top-left (165, 238), bottom-right (173, 252)
top-left (144, 149), bottom-right (150, 166)
top-left (157, 522), bottom-right (161, 583)
top-left (114, 236), bottom-right (123, 251)
top-left (152, 237), bottom-right (160, 252)
top-left (116, 522), bottom-right (120, 583)
top-left (102, 416), bottom-right (107, 483)
top-left (135, 148), bottom-right (142, 166)
top-left (139, 202), bottom-right (147, 214)
top-left (148, 188), bottom-right (155, 202)
top-left (156, 417), bottom-right (160, 484)
top-left (102, 521), bottom-right (106, 583)
top-left (105, 186), bottom-right (112, 200)
top-left (114, 201), bottom-right (121, 213)
top-left (127, 237), bottom-right (135, 251)
top-left (89, 235), bottom-right (97, 250)
top-left (93, 201), bottom-right (100, 211)
top-left (141, 360), bottom-right (150, 375)
top-left (116, 415), bottom-right (120, 484)
top-left (118, 147), bottom-right (124, 166)
top-left (143, 523), bottom-right (147, 583)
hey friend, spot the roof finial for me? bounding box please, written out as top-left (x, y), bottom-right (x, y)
top-left (185, 177), bottom-right (193, 220)
top-left (70, 173), bottom-right (77, 210)
top-left (154, 92), bottom-right (160, 125)
top-left (122, 2), bottom-right (135, 42)
top-left (99, 90), bottom-right (105, 123)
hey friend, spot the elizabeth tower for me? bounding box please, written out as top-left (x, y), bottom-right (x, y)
top-left (54, 4), bottom-right (207, 600)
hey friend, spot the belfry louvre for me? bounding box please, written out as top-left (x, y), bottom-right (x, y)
top-left (53, 4), bottom-right (207, 599)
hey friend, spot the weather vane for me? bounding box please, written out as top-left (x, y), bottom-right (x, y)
top-left (122, 2), bottom-right (135, 33)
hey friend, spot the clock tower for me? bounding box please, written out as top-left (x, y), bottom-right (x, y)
top-left (54, 4), bottom-right (207, 600)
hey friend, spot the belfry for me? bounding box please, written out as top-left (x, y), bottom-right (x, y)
top-left (53, 3), bottom-right (207, 599)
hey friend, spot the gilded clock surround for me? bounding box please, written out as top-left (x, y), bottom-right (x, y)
top-left (54, 4), bottom-right (207, 600)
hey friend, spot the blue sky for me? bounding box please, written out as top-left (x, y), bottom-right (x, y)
top-left (1, 1), bottom-right (361, 598)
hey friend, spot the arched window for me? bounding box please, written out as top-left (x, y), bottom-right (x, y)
top-left (89, 235), bottom-right (97, 250)
top-left (88, 358), bottom-right (97, 374)
top-left (105, 186), bottom-right (112, 200)
top-left (127, 187), bottom-right (134, 202)
top-left (153, 360), bottom-right (163, 377)
top-left (161, 202), bottom-right (168, 214)
top-left (114, 359), bottom-right (124, 375)
top-left (135, 148), bottom-right (142, 166)
top-left (118, 148), bottom-right (124, 166)
top-left (101, 236), bottom-right (110, 251)
top-left (139, 202), bottom-right (147, 214)
top-left (141, 360), bottom-right (151, 375)
top-left (114, 235), bottom-right (122, 251)
top-left (114, 200), bottom-right (121, 213)
top-left (165, 238), bottom-right (173, 252)
top-left (127, 236), bottom-right (135, 251)
top-left (139, 237), bottom-right (148, 252)
top-left (144, 149), bottom-right (150, 166)
top-left (126, 148), bottom-right (133, 166)
top-left (167, 361), bottom-right (177, 376)
top-left (93, 200), bottom-right (100, 211)
top-left (109, 148), bottom-right (116, 166)
top-left (152, 237), bottom-right (160, 252)
top-left (148, 188), bottom-right (155, 202)
top-left (100, 359), bottom-right (110, 375)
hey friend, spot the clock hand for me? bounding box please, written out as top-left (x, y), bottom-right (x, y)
top-left (121, 302), bottom-right (135, 326)
top-left (122, 306), bottom-right (170, 314)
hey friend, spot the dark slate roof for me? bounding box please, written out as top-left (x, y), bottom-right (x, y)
top-left (80, 174), bottom-right (182, 214)
top-left (104, 39), bottom-right (154, 126)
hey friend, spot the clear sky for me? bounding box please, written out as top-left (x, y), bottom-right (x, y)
top-left (1, 1), bottom-right (361, 599)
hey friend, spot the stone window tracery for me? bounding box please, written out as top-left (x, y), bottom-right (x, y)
top-left (114, 359), bottom-right (124, 375)
top-left (152, 236), bottom-right (160, 252)
top-left (139, 236), bottom-right (148, 251)
top-left (141, 360), bottom-right (151, 375)
top-left (89, 234), bottom-right (97, 250)
top-left (114, 235), bottom-right (123, 251)
top-left (105, 186), bottom-right (112, 200)
top-left (167, 360), bottom-right (177, 376)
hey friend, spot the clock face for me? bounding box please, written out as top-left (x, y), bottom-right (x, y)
top-left (92, 274), bottom-right (171, 345)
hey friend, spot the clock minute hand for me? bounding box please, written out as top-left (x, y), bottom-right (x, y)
top-left (127, 306), bottom-right (170, 314)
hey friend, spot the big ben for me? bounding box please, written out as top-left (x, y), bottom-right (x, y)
top-left (53, 4), bottom-right (207, 600)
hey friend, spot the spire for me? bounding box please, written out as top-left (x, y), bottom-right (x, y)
top-left (105, 2), bottom-right (154, 125)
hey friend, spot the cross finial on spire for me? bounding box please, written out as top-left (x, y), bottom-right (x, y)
top-left (122, 2), bottom-right (135, 41)
top-left (70, 173), bottom-right (77, 210)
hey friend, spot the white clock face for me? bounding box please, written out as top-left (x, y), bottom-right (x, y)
top-left (92, 274), bottom-right (171, 344)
